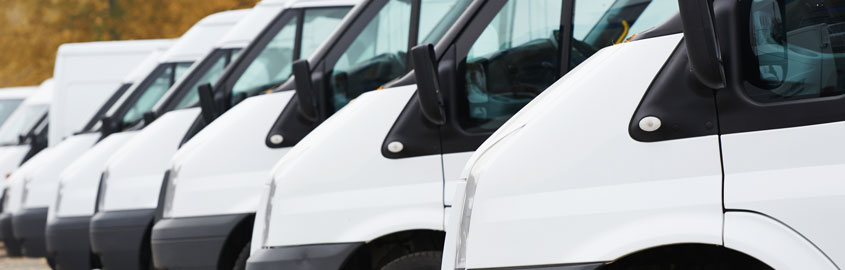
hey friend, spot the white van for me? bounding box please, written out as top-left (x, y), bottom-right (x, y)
top-left (89, 3), bottom-right (349, 268)
top-left (0, 81), bottom-right (51, 257)
top-left (46, 8), bottom-right (251, 270)
top-left (42, 46), bottom-right (169, 270)
top-left (247, 0), bottom-right (680, 269)
top-left (0, 39), bottom-right (171, 261)
top-left (153, 0), bottom-right (472, 268)
top-left (443, 0), bottom-right (845, 269)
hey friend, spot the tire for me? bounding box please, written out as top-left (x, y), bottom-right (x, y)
top-left (46, 256), bottom-right (56, 270)
top-left (233, 241), bottom-right (250, 270)
top-left (380, 251), bottom-right (442, 270)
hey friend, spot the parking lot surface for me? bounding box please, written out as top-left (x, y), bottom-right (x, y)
top-left (0, 243), bottom-right (50, 270)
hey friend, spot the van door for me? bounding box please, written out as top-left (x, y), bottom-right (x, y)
top-left (718, 0), bottom-right (845, 266)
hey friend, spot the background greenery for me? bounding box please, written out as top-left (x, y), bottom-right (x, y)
top-left (0, 0), bottom-right (260, 88)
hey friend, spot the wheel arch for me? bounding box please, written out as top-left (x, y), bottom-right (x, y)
top-left (216, 213), bottom-right (255, 270)
top-left (340, 229), bottom-right (445, 270)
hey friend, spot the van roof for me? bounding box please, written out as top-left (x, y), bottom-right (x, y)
top-left (23, 79), bottom-right (53, 106)
top-left (217, 0), bottom-right (358, 49)
top-left (57, 39), bottom-right (172, 56)
top-left (159, 9), bottom-right (249, 63)
top-left (124, 47), bottom-right (170, 84)
top-left (0, 87), bottom-right (36, 100)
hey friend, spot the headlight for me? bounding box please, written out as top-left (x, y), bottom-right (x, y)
top-left (161, 169), bottom-right (178, 218)
top-left (260, 178), bottom-right (277, 247)
top-left (454, 174), bottom-right (477, 270)
top-left (454, 126), bottom-right (524, 269)
top-left (95, 170), bottom-right (108, 212)
top-left (20, 177), bottom-right (32, 207)
top-left (54, 181), bottom-right (65, 214)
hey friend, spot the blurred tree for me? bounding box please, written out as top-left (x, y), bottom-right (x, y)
top-left (0, 0), bottom-right (259, 87)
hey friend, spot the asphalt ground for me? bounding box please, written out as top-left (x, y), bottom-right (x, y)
top-left (0, 242), bottom-right (51, 270)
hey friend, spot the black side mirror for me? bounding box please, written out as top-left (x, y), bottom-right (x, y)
top-left (678, 0), bottom-right (726, 89)
top-left (142, 111), bottom-right (157, 125)
top-left (198, 83), bottom-right (218, 124)
top-left (411, 44), bottom-right (445, 125)
top-left (293, 59), bottom-right (318, 122)
top-left (100, 116), bottom-right (117, 136)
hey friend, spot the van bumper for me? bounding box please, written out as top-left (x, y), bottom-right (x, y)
top-left (46, 215), bottom-right (95, 269)
top-left (151, 213), bottom-right (249, 269)
top-left (246, 242), bottom-right (362, 270)
top-left (11, 207), bottom-right (48, 257)
top-left (90, 209), bottom-right (154, 270)
top-left (0, 212), bottom-right (23, 256)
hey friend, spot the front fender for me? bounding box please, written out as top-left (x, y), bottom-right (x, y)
top-left (724, 211), bottom-right (837, 270)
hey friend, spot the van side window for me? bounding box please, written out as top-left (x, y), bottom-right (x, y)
top-left (746, 0), bottom-right (845, 102)
top-left (175, 49), bottom-right (242, 109)
top-left (231, 16), bottom-right (298, 100)
top-left (459, 0), bottom-right (678, 132)
top-left (301, 8), bottom-right (350, 60)
top-left (329, 0), bottom-right (412, 112)
top-left (123, 62), bottom-right (194, 127)
top-left (460, 0), bottom-right (562, 132)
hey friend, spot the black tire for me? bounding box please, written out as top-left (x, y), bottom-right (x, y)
top-left (380, 251), bottom-right (442, 270)
top-left (46, 256), bottom-right (56, 270)
top-left (233, 242), bottom-right (250, 270)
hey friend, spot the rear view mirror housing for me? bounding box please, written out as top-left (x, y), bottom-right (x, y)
top-left (678, 0), bottom-right (726, 89)
top-left (142, 111), bottom-right (157, 125)
top-left (198, 83), bottom-right (218, 124)
top-left (411, 43), bottom-right (446, 125)
top-left (293, 59), bottom-right (319, 122)
top-left (100, 116), bottom-right (118, 137)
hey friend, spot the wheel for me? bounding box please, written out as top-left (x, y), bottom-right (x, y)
top-left (380, 251), bottom-right (442, 270)
top-left (232, 241), bottom-right (250, 270)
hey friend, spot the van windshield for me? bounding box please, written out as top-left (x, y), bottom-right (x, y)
top-left (173, 48), bottom-right (242, 109)
top-left (0, 99), bottom-right (24, 127)
top-left (329, 0), bottom-right (471, 112)
top-left (121, 62), bottom-right (194, 128)
top-left (0, 104), bottom-right (48, 145)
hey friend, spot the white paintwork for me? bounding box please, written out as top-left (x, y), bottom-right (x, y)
top-left (0, 79), bottom-right (53, 183)
top-left (2, 147), bottom-right (54, 214)
top-left (261, 85), bottom-right (445, 247)
top-left (722, 120), bottom-right (845, 267)
top-left (50, 39), bottom-right (171, 146)
top-left (217, 1), bottom-right (287, 50)
top-left (100, 108), bottom-right (200, 211)
top-left (723, 211), bottom-right (837, 269)
top-left (448, 35), bottom-right (728, 269)
top-left (158, 10), bottom-right (248, 63)
top-left (165, 92), bottom-right (293, 218)
top-left (20, 134), bottom-right (100, 209)
top-left (47, 10), bottom-right (248, 221)
top-left (0, 87), bottom-right (35, 100)
top-left (50, 131), bottom-right (138, 219)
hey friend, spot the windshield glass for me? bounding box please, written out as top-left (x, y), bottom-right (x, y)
top-left (174, 48), bottom-right (242, 109)
top-left (421, 0), bottom-right (473, 44)
top-left (570, 0), bottom-right (678, 67)
top-left (329, 0), bottom-right (468, 112)
top-left (231, 16), bottom-right (298, 100)
top-left (0, 104), bottom-right (48, 145)
top-left (121, 62), bottom-right (193, 127)
top-left (0, 99), bottom-right (24, 127)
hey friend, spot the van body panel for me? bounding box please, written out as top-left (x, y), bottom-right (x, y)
top-left (51, 131), bottom-right (138, 218)
top-left (261, 85), bottom-right (444, 247)
top-left (166, 92), bottom-right (293, 218)
top-left (723, 211), bottom-right (837, 270)
top-left (101, 108), bottom-right (200, 211)
top-left (454, 35), bottom-right (725, 269)
top-left (21, 133), bottom-right (100, 209)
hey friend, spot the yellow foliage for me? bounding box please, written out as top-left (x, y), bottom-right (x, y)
top-left (0, 0), bottom-right (260, 87)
